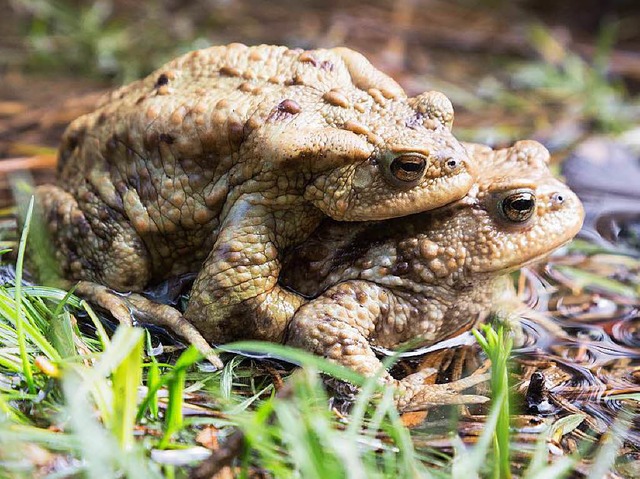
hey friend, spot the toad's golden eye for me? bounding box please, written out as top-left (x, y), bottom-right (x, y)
top-left (389, 154), bottom-right (427, 183)
top-left (499, 192), bottom-right (536, 223)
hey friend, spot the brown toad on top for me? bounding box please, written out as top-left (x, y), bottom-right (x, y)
top-left (34, 44), bottom-right (475, 363)
top-left (280, 140), bottom-right (585, 410)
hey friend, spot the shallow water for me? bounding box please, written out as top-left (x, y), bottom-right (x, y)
top-left (515, 261), bottom-right (640, 441)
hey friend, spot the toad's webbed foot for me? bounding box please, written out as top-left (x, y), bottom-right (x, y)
top-left (74, 281), bottom-right (223, 369)
top-left (393, 368), bottom-right (489, 412)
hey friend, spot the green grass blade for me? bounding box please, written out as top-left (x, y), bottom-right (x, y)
top-left (47, 308), bottom-right (76, 359)
top-left (472, 324), bottom-right (513, 479)
top-left (145, 332), bottom-right (160, 419)
top-left (0, 391), bottom-right (22, 422)
top-left (62, 369), bottom-right (163, 479)
top-left (136, 347), bottom-right (201, 423)
top-left (14, 196), bottom-right (35, 394)
top-left (81, 300), bottom-right (111, 349)
top-left (451, 394), bottom-right (504, 477)
top-left (159, 346), bottom-right (201, 448)
top-left (555, 265), bottom-right (639, 298)
top-left (8, 286), bottom-right (84, 308)
top-left (0, 290), bottom-right (60, 360)
top-left (224, 341), bottom-right (366, 386)
top-left (110, 327), bottom-right (143, 451)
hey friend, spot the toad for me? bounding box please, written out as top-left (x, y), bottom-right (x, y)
top-left (34, 44), bottom-right (475, 366)
top-left (280, 140), bottom-right (585, 410)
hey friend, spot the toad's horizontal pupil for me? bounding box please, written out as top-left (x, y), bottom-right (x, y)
top-left (512, 198), bottom-right (534, 211)
top-left (401, 162), bottom-right (422, 171)
top-left (390, 155), bottom-right (426, 182)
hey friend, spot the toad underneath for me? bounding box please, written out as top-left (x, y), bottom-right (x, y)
top-left (280, 140), bottom-right (584, 410)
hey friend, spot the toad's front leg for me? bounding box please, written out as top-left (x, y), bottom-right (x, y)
top-left (185, 196), bottom-right (320, 344)
top-left (72, 281), bottom-right (224, 368)
top-left (285, 280), bottom-right (488, 411)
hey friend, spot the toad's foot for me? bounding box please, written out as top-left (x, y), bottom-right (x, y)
top-left (393, 368), bottom-right (490, 412)
top-left (74, 281), bottom-right (223, 369)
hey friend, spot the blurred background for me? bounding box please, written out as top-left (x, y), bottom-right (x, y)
top-left (2, 0), bottom-right (640, 249)
top-left (1, 0), bottom-right (639, 147)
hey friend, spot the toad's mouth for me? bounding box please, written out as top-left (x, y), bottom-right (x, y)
top-left (518, 239), bottom-right (573, 268)
top-left (481, 236), bottom-right (577, 276)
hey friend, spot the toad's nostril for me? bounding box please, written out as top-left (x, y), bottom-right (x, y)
top-left (445, 158), bottom-right (460, 171)
top-left (551, 192), bottom-right (565, 206)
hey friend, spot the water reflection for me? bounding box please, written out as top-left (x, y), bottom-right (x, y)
top-left (511, 255), bottom-right (640, 447)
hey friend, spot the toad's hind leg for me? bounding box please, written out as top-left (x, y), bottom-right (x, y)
top-left (34, 185), bottom-right (223, 368)
top-left (34, 184), bottom-right (151, 292)
top-left (286, 280), bottom-right (489, 411)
